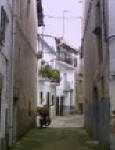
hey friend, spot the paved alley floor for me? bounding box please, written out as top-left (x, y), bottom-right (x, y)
top-left (111, 133), bottom-right (115, 150)
top-left (11, 128), bottom-right (101, 150)
top-left (10, 115), bottom-right (101, 150)
top-left (50, 115), bottom-right (84, 128)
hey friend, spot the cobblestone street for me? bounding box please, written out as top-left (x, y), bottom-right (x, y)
top-left (10, 115), bottom-right (102, 150)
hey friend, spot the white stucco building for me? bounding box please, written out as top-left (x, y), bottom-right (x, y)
top-left (55, 38), bottom-right (78, 115)
top-left (37, 36), bottom-right (78, 117)
top-left (37, 36), bottom-right (58, 119)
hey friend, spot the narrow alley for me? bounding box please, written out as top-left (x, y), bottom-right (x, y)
top-left (0, 0), bottom-right (115, 150)
top-left (10, 115), bottom-right (101, 150)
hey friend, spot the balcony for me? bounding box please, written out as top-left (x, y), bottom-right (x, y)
top-left (39, 65), bottom-right (60, 83)
top-left (63, 81), bottom-right (73, 92)
top-left (57, 55), bottom-right (73, 66)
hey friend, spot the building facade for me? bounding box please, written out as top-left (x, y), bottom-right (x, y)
top-left (83, 0), bottom-right (110, 147)
top-left (37, 36), bottom-right (78, 117)
top-left (0, 0), bottom-right (13, 149)
top-left (109, 0), bottom-right (115, 114)
top-left (76, 54), bottom-right (84, 114)
top-left (37, 36), bottom-right (58, 119)
top-left (0, 0), bottom-right (43, 149)
top-left (12, 0), bottom-right (40, 141)
top-left (55, 38), bottom-right (78, 115)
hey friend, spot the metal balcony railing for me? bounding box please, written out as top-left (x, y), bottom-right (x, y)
top-left (57, 56), bottom-right (73, 66)
top-left (63, 81), bottom-right (74, 92)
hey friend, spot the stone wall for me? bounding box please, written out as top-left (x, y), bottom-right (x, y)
top-left (83, 0), bottom-right (110, 147)
top-left (13, 0), bottom-right (38, 141)
top-left (0, 0), bottom-right (13, 149)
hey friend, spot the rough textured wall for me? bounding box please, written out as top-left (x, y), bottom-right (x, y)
top-left (76, 57), bottom-right (84, 113)
top-left (0, 0), bottom-right (13, 149)
top-left (83, 0), bottom-right (110, 146)
top-left (109, 0), bottom-right (115, 112)
top-left (14, 0), bottom-right (38, 139)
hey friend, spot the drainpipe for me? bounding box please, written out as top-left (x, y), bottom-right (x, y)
top-left (9, 0), bottom-right (16, 146)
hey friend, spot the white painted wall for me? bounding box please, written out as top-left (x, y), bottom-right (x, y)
top-left (37, 37), bottom-right (57, 118)
top-left (56, 55), bottom-right (77, 114)
top-left (38, 37), bottom-right (78, 115)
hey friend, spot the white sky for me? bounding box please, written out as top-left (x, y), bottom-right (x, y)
top-left (39, 0), bottom-right (83, 49)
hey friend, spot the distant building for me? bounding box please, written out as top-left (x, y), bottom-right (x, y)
top-left (76, 54), bottom-right (84, 114)
top-left (37, 36), bottom-right (58, 119)
top-left (55, 38), bottom-right (78, 115)
top-left (37, 36), bottom-right (78, 117)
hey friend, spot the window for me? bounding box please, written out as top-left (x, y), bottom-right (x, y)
top-left (37, 0), bottom-right (44, 26)
top-left (19, 0), bottom-right (22, 19)
top-left (28, 101), bottom-right (31, 116)
top-left (40, 92), bottom-right (43, 104)
top-left (112, 75), bottom-right (115, 80)
top-left (27, 0), bottom-right (31, 17)
top-left (92, 1), bottom-right (103, 64)
top-left (47, 92), bottom-right (50, 107)
top-left (0, 6), bottom-right (9, 45)
top-left (52, 95), bottom-right (54, 105)
top-left (74, 58), bottom-right (77, 67)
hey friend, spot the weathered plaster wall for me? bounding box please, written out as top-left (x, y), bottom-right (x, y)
top-left (109, 0), bottom-right (115, 112)
top-left (0, 0), bottom-right (13, 149)
top-left (83, 0), bottom-right (110, 146)
top-left (14, 0), bottom-right (38, 139)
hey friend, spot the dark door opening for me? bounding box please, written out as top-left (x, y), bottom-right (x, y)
top-left (60, 97), bottom-right (64, 116)
top-left (47, 92), bottom-right (50, 108)
top-left (56, 97), bottom-right (59, 116)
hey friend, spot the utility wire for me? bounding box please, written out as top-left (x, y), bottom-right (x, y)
top-left (44, 15), bottom-right (80, 20)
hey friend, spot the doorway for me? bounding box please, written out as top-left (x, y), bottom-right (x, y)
top-left (60, 97), bottom-right (64, 116)
top-left (47, 92), bottom-right (50, 108)
top-left (56, 97), bottom-right (59, 116)
top-left (12, 97), bottom-right (18, 143)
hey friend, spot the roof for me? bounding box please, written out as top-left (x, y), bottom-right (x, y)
top-left (55, 38), bottom-right (79, 55)
top-left (38, 35), bottom-right (56, 54)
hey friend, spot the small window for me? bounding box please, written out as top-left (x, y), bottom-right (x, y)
top-left (52, 95), bottom-right (54, 105)
top-left (27, 0), bottom-right (31, 17)
top-left (112, 75), bottom-right (115, 80)
top-left (28, 101), bottom-right (31, 116)
top-left (74, 58), bottom-right (77, 67)
top-left (47, 92), bottom-right (50, 107)
top-left (0, 6), bottom-right (9, 45)
top-left (40, 92), bottom-right (43, 104)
